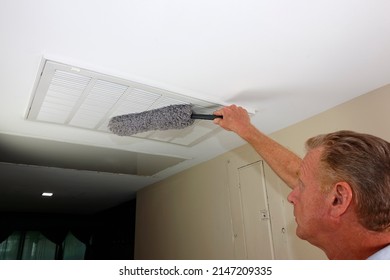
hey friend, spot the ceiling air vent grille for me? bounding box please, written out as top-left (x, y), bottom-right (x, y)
top-left (26, 59), bottom-right (223, 146)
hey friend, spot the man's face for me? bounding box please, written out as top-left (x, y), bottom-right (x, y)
top-left (287, 148), bottom-right (331, 244)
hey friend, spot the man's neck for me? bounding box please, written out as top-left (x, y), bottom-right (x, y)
top-left (321, 228), bottom-right (390, 260)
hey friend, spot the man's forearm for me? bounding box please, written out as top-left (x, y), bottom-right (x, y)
top-left (241, 124), bottom-right (302, 189)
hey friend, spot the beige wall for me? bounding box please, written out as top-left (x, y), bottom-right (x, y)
top-left (135, 84), bottom-right (390, 260)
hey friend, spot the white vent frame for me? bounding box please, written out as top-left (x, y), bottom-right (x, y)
top-left (26, 59), bottom-right (224, 146)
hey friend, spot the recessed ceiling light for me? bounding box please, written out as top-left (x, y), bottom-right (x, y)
top-left (42, 192), bottom-right (53, 197)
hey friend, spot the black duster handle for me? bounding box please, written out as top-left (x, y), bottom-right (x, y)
top-left (191, 114), bottom-right (223, 120)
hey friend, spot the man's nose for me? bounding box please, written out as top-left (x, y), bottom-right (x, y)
top-left (287, 189), bottom-right (296, 205)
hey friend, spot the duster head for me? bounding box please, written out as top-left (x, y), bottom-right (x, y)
top-left (108, 104), bottom-right (195, 136)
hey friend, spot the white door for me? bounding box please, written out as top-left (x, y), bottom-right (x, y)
top-left (238, 161), bottom-right (274, 259)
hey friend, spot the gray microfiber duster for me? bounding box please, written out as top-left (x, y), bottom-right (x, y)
top-left (108, 104), bottom-right (221, 136)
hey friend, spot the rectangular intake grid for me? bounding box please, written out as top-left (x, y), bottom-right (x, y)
top-left (26, 59), bottom-right (223, 146)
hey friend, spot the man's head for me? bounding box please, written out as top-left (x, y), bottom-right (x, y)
top-left (305, 130), bottom-right (390, 232)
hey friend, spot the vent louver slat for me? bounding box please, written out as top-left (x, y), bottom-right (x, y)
top-left (69, 80), bottom-right (127, 129)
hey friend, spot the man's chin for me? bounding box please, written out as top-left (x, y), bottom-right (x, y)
top-left (295, 226), bottom-right (306, 240)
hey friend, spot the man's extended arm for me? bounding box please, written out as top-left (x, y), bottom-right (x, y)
top-left (213, 105), bottom-right (301, 189)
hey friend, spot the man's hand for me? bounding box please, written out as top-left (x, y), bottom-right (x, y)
top-left (213, 105), bottom-right (252, 138)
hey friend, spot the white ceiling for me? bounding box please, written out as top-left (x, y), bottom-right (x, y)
top-left (1, 0), bottom-right (390, 214)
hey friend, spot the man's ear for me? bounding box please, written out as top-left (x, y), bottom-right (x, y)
top-left (329, 182), bottom-right (353, 217)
